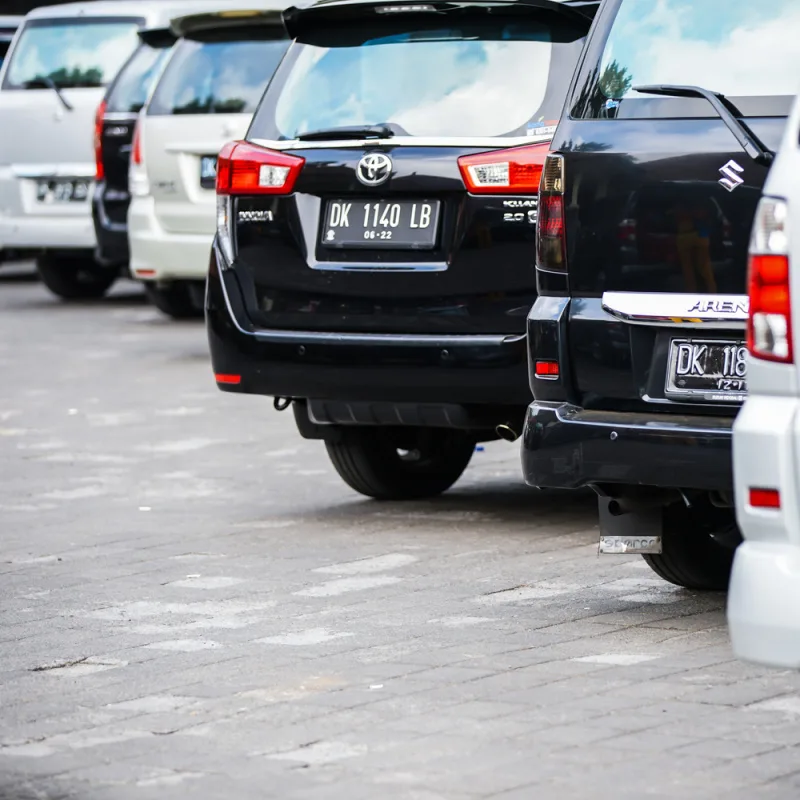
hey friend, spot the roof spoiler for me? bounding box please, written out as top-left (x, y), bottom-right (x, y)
top-left (283, 0), bottom-right (599, 39)
top-left (138, 27), bottom-right (177, 48)
top-left (171, 9), bottom-right (286, 39)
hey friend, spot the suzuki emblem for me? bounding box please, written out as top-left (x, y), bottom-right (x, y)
top-left (357, 152), bottom-right (392, 186)
top-left (718, 159), bottom-right (744, 192)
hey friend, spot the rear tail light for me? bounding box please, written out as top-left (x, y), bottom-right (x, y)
top-left (94, 100), bottom-right (106, 181)
top-left (216, 140), bottom-right (304, 196)
top-left (129, 120), bottom-right (150, 198)
top-left (749, 487), bottom-right (781, 509)
top-left (747, 198), bottom-right (792, 363)
top-left (457, 143), bottom-right (549, 195)
top-left (537, 154), bottom-right (566, 272)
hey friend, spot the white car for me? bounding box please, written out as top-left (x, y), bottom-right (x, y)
top-left (0, 2), bottom-right (172, 299)
top-left (728, 92), bottom-right (800, 668)
top-left (128, 2), bottom-right (289, 318)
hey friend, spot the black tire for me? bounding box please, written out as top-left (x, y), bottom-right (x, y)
top-left (143, 282), bottom-right (203, 319)
top-left (36, 254), bottom-right (116, 300)
top-left (325, 427), bottom-right (475, 500)
top-left (642, 498), bottom-right (739, 591)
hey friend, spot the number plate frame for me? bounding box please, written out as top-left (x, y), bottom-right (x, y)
top-left (665, 337), bottom-right (747, 403)
top-left (35, 179), bottom-right (90, 204)
top-left (320, 198), bottom-right (440, 249)
top-left (200, 156), bottom-right (217, 190)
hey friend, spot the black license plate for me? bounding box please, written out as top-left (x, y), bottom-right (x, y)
top-left (666, 338), bottom-right (747, 403)
top-left (200, 156), bottom-right (217, 189)
top-left (36, 179), bottom-right (90, 204)
top-left (321, 199), bottom-right (440, 249)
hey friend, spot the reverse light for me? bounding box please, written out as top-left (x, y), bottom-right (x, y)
top-left (216, 140), bottom-right (304, 196)
top-left (749, 488), bottom-right (781, 509)
top-left (94, 100), bottom-right (106, 181)
top-left (747, 198), bottom-right (792, 363)
top-left (457, 143), bottom-right (549, 195)
top-left (536, 154), bottom-right (567, 272)
top-left (129, 120), bottom-right (150, 198)
top-left (534, 360), bottom-right (560, 380)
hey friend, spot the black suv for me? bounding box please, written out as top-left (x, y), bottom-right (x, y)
top-left (208, 0), bottom-right (599, 500)
top-left (521, 0), bottom-right (795, 589)
top-left (93, 27), bottom-right (175, 271)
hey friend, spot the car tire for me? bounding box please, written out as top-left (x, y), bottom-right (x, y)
top-left (143, 282), bottom-right (203, 319)
top-left (36, 254), bottom-right (116, 300)
top-left (325, 427), bottom-right (475, 500)
top-left (642, 499), bottom-right (739, 591)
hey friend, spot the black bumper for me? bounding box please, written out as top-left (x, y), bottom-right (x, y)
top-left (206, 247), bottom-right (532, 426)
top-left (521, 401), bottom-right (734, 492)
top-left (92, 188), bottom-right (129, 268)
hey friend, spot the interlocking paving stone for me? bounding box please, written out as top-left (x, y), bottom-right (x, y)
top-left (2, 268), bottom-right (800, 799)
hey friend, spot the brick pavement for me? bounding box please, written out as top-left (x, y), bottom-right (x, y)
top-left (1, 268), bottom-right (800, 800)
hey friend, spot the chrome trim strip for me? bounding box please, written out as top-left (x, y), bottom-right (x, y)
top-left (102, 112), bottom-right (137, 122)
top-left (250, 134), bottom-right (552, 151)
top-left (602, 291), bottom-right (748, 329)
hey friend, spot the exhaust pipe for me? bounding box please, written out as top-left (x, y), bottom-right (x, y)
top-left (496, 424), bottom-right (520, 443)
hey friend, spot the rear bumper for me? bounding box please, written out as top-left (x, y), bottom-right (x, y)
top-left (206, 245), bottom-right (532, 418)
top-left (128, 196), bottom-right (214, 281)
top-left (0, 208), bottom-right (95, 251)
top-left (521, 401), bottom-right (734, 491)
top-left (92, 186), bottom-right (129, 267)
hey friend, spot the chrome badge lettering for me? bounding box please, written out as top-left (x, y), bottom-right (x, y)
top-left (687, 298), bottom-right (749, 315)
top-left (719, 159), bottom-right (744, 192)
top-left (238, 209), bottom-right (274, 223)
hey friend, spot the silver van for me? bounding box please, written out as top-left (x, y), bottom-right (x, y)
top-left (0, 1), bottom-right (220, 299)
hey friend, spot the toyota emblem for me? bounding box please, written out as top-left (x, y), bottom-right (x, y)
top-left (357, 152), bottom-right (392, 186)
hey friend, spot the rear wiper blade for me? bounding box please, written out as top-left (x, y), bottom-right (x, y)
top-left (24, 76), bottom-right (73, 112)
top-left (295, 125), bottom-right (394, 142)
top-left (633, 85), bottom-right (773, 166)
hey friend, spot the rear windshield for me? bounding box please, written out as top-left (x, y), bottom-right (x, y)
top-left (2, 18), bottom-right (141, 90)
top-left (147, 33), bottom-right (289, 116)
top-left (251, 16), bottom-right (587, 141)
top-left (577, 0), bottom-right (800, 118)
top-left (106, 42), bottom-right (171, 114)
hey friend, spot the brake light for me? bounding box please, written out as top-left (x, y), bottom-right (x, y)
top-left (457, 143), bottom-right (549, 195)
top-left (537, 154), bottom-right (566, 272)
top-left (94, 100), bottom-right (106, 181)
top-left (747, 198), bottom-right (792, 363)
top-left (216, 140), bottom-right (304, 196)
top-left (534, 360), bottom-right (560, 380)
top-left (129, 120), bottom-right (150, 198)
top-left (132, 121), bottom-right (142, 166)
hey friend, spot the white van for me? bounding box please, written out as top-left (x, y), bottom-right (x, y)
top-left (128, 3), bottom-right (289, 318)
top-left (0, 1), bottom-right (216, 299)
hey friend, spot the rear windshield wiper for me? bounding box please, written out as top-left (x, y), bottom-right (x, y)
top-left (295, 125), bottom-right (394, 142)
top-left (633, 84), bottom-right (773, 166)
top-left (24, 76), bottom-right (73, 112)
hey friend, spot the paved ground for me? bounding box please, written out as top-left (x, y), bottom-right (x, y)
top-left (2, 265), bottom-right (800, 800)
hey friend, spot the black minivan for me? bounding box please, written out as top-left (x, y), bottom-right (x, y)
top-left (521, 0), bottom-right (797, 589)
top-left (208, 0), bottom-right (599, 499)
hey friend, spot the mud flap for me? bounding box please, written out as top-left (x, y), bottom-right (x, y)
top-left (598, 499), bottom-right (663, 555)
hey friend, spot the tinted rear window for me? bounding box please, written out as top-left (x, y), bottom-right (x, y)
top-left (106, 42), bottom-right (171, 114)
top-left (576, 0), bottom-right (800, 118)
top-left (147, 33), bottom-right (288, 116)
top-left (3, 18), bottom-right (141, 89)
top-left (251, 16), bottom-right (587, 140)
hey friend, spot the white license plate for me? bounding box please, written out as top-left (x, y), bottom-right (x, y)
top-left (36, 179), bottom-right (90, 204)
top-left (666, 338), bottom-right (747, 403)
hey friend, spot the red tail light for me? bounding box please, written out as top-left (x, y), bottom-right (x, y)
top-left (457, 143), bottom-right (549, 195)
top-left (94, 100), bottom-right (106, 181)
top-left (534, 360), bottom-right (560, 379)
top-left (749, 488), bottom-right (781, 509)
top-left (537, 154), bottom-right (567, 272)
top-left (131, 120), bottom-right (143, 166)
top-left (216, 140), bottom-right (304, 196)
top-left (747, 198), bottom-right (792, 363)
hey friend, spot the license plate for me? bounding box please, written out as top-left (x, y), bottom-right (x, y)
top-left (200, 156), bottom-right (217, 189)
top-left (666, 338), bottom-right (747, 402)
top-left (321, 199), bottom-right (440, 249)
top-left (35, 179), bottom-right (90, 204)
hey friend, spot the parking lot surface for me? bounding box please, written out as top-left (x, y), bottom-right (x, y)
top-left (2, 267), bottom-right (800, 800)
